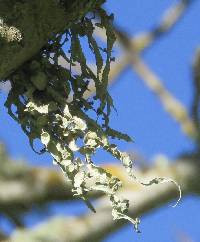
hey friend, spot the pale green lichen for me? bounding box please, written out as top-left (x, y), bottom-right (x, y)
top-left (4, 6), bottom-right (180, 232)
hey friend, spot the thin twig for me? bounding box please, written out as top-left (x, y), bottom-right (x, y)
top-left (130, 54), bottom-right (197, 139)
top-left (131, 0), bottom-right (193, 52)
top-left (113, 24), bottom-right (197, 139)
top-left (96, 0), bottom-right (192, 53)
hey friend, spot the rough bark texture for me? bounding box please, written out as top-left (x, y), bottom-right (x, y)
top-left (0, 0), bottom-right (105, 80)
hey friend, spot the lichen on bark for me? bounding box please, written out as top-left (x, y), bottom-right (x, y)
top-left (3, 5), bottom-right (142, 230)
top-left (1, 0), bottom-right (180, 232)
top-left (0, 18), bottom-right (22, 42)
top-left (0, 0), bottom-right (105, 80)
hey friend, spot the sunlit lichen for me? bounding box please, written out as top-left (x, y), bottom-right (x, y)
top-left (4, 6), bottom-right (180, 232)
top-left (0, 18), bottom-right (22, 42)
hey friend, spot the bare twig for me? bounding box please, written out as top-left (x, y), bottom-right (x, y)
top-left (132, 0), bottom-right (192, 51)
top-left (130, 54), bottom-right (197, 139)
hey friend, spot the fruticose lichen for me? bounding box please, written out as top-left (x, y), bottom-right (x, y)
top-left (3, 7), bottom-right (180, 231)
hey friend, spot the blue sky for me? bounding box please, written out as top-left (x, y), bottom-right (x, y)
top-left (1, 0), bottom-right (200, 241)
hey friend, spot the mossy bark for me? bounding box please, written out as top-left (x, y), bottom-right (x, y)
top-left (0, 0), bottom-right (105, 80)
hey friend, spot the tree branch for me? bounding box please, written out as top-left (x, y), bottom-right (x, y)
top-left (129, 54), bottom-right (197, 139)
top-left (0, 144), bottom-right (102, 214)
top-left (0, 0), bottom-right (105, 80)
top-left (0, 165), bottom-right (104, 212)
top-left (130, 0), bottom-right (192, 52)
top-left (7, 157), bottom-right (200, 242)
top-left (110, 26), bottom-right (197, 139)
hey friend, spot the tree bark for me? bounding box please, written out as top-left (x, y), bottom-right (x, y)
top-left (0, 0), bottom-right (105, 80)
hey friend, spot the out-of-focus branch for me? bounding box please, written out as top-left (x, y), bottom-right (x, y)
top-left (0, 144), bottom-right (101, 214)
top-left (0, 167), bottom-right (72, 208)
top-left (0, 230), bottom-right (7, 242)
top-left (112, 25), bottom-right (197, 139)
top-left (176, 230), bottom-right (195, 242)
top-left (131, 0), bottom-right (192, 52)
top-left (0, 166), bottom-right (103, 211)
top-left (130, 54), bottom-right (197, 139)
top-left (192, 48), bottom-right (200, 141)
top-left (7, 156), bottom-right (200, 242)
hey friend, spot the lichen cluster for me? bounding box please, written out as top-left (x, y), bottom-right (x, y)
top-left (4, 6), bottom-right (179, 231)
top-left (0, 18), bottom-right (22, 42)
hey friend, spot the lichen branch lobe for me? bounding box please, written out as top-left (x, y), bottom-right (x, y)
top-left (4, 6), bottom-right (141, 228)
top-left (3, 1), bottom-right (176, 232)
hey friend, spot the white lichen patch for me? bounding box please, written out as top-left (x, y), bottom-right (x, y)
top-left (0, 18), bottom-right (22, 42)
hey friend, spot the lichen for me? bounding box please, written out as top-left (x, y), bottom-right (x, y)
top-left (4, 6), bottom-right (180, 232)
top-left (0, 17), bottom-right (22, 42)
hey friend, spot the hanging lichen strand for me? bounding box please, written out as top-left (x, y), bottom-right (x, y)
top-left (4, 7), bottom-right (180, 232)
